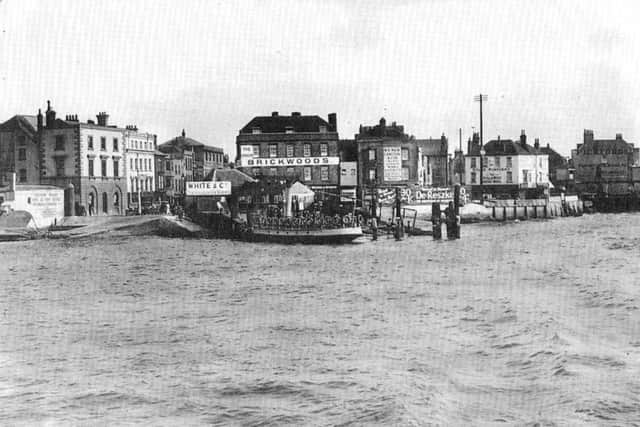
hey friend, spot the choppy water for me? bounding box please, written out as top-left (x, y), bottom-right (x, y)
top-left (1, 214), bottom-right (639, 426)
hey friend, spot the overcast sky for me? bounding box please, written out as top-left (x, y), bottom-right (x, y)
top-left (2, 0), bottom-right (640, 156)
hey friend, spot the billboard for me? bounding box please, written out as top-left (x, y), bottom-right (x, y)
top-left (383, 147), bottom-right (402, 181)
top-left (186, 181), bottom-right (231, 196)
top-left (238, 156), bottom-right (339, 167)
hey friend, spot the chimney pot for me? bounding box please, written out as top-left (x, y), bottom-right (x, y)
top-left (616, 133), bottom-right (623, 140)
top-left (271, 111), bottom-right (279, 117)
top-left (291, 112), bottom-right (301, 117)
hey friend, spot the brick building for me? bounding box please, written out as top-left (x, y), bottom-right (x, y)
top-left (158, 130), bottom-right (224, 203)
top-left (235, 112), bottom-right (340, 203)
top-left (356, 118), bottom-right (449, 195)
top-left (571, 130), bottom-right (640, 196)
top-left (0, 115), bottom-right (41, 185)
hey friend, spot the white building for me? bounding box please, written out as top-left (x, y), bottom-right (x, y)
top-left (465, 131), bottom-right (549, 199)
top-left (124, 126), bottom-right (157, 207)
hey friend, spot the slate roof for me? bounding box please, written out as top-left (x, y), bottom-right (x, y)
top-left (0, 115), bottom-right (39, 137)
top-left (577, 138), bottom-right (634, 154)
top-left (468, 139), bottom-right (542, 156)
top-left (158, 135), bottom-right (205, 153)
top-left (240, 114), bottom-right (334, 134)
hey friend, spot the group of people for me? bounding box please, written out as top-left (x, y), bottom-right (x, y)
top-left (431, 201), bottom-right (460, 240)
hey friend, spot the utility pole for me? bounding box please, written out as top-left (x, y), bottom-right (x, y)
top-left (474, 94), bottom-right (488, 193)
top-left (474, 94), bottom-right (488, 149)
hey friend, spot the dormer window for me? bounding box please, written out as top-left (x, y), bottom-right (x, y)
top-left (252, 127), bottom-right (261, 134)
top-left (319, 125), bottom-right (327, 133)
top-left (285, 126), bottom-right (294, 134)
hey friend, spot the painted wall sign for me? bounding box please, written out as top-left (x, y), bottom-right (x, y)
top-left (186, 181), bottom-right (231, 196)
top-left (383, 147), bottom-right (402, 181)
top-left (376, 186), bottom-right (467, 205)
top-left (239, 157), bottom-right (339, 167)
top-left (240, 145), bottom-right (255, 157)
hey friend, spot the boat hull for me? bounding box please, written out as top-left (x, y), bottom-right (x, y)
top-left (244, 226), bottom-right (363, 244)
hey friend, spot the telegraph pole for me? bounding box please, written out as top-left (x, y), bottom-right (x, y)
top-left (474, 94), bottom-right (488, 148)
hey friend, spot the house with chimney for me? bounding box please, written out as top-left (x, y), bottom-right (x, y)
top-left (124, 125), bottom-right (157, 209)
top-left (158, 130), bottom-right (224, 204)
top-left (37, 102), bottom-right (127, 215)
top-left (465, 130), bottom-right (549, 200)
top-left (571, 130), bottom-right (640, 197)
top-left (235, 111), bottom-right (341, 207)
top-left (356, 118), bottom-right (449, 197)
top-left (0, 114), bottom-right (41, 185)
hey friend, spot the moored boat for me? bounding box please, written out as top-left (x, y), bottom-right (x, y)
top-left (244, 225), bottom-right (363, 244)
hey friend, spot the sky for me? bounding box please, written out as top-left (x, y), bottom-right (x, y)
top-left (1, 0), bottom-right (640, 157)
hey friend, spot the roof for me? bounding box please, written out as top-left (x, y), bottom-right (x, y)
top-left (240, 114), bottom-right (334, 134)
top-left (578, 138), bottom-right (634, 154)
top-left (0, 115), bottom-right (39, 136)
top-left (204, 168), bottom-right (256, 188)
top-left (469, 138), bottom-right (542, 156)
top-left (538, 145), bottom-right (566, 162)
top-left (416, 138), bottom-right (448, 156)
top-left (356, 120), bottom-right (409, 139)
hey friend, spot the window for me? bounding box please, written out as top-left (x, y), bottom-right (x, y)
top-left (401, 167), bottom-right (409, 180)
top-left (101, 159), bottom-right (107, 177)
top-left (113, 159), bottom-right (119, 177)
top-left (522, 169), bottom-right (528, 183)
top-left (130, 159), bottom-right (134, 170)
top-left (303, 167), bottom-right (312, 181)
top-left (495, 156), bottom-right (500, 167)
top-left (321, 166), bottom-right (329, 181)
top-left (319, 125), bottom-right (327, 133)
top-left (303, 144), bottom-right (311, 157)
top-left (113, 138), bottom-right (119, 152)
top-left (55, 158), bottom-right (65, 176)
top-left (100, 137), bottom-right (106, 151)
top-left (17, 135), bottom-right (26, 146)
top-left (369, 169), bottom-right (376, 181)
top-left (18, 148), bottom-right (26, 161)
top-left (286, 167), bottom-right (294, 175)
top-left (471, 172), bottom-right (476, 183)
top-left (166, 160), bottom-right (171, 171)
top-left (506, 157), bottom-right (512, 168)
top-left (270, 168), bottom-right (277, 176)
top-left (18, 169), bottom-right (26, 183)
top-left (369, 149), bottom-right (376, 160)
top-left (88, 136), bottom-right (94, 150)
top-left (269, 144), bottom-right (277, 158)
top-left (286, 144), bottom-right (294, 157)
top-left (471, 157), bottom-right (477, 168)
top-left (135, 158), bottom-right (139, 171)
top-left (320, 143), bottom-right (328, 156)
top-left (252, 145), bottom-right (260, 157)
top-left (55, 135), bottom-right (65, 151)
top-left (506, 171), bottom-right (512, 183)
top-left (88, 159), bottom-right (94, 177)
top-left (402, 148), bottom-right (409, 161)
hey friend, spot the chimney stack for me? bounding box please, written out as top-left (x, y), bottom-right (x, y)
top-left (328, 113), bottom-right (337, 131)
top-left (96, 112), bottom-right (109, 127)
top-left (45, 100), bottom-right (56, 128)
top-left (271, 111), bottom-right (279, 117)
top-left (534, 138), bottom-right (540, 149)
top-left (37, 109), bottom-right (43, 132)
top-left (291, 112), bottom-right (301, 117)
top-left (520, 129), bottom-right (526, 146)
top-left (616, 133), bottom-right (623, 140)
top-left (584, 129), bottom-right (594, 144)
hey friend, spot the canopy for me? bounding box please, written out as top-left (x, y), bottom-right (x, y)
top-left (285, 181), bottom-right (315, 216)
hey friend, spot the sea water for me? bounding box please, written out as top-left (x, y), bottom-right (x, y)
top-left (1, 214), bottom-right (639, 426)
